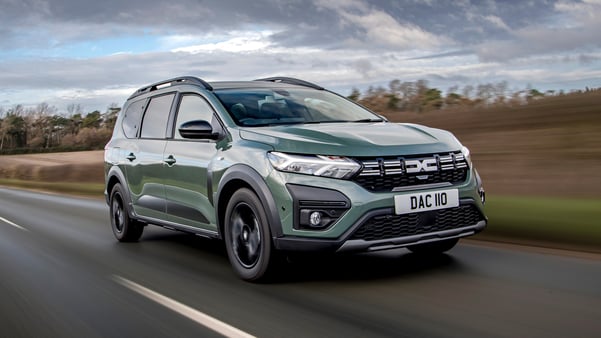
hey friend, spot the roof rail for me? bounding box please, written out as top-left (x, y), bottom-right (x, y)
top-left (128, 76), bottom-right (213, 99)
top-left (254, 77), bottom-right (324, 90)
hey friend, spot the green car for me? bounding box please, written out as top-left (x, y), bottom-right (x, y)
top-left (104, 76), bottom-right (487, 281)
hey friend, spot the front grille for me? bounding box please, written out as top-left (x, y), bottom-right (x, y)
top-left (352, 151), bottom-right (468, 192)
top-left (349, 205), bottom-right (484, 241)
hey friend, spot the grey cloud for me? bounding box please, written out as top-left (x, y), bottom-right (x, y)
top-left (476, 22), bottom-right (601, 62)
top-left (408, 50), bottom-right (473, 60)
top-left (1, 0), bottom-right (599, 112)
top-left (0, 0), bottom-right (564, 50)
top-left (579, 54), bottom-right (601, 65)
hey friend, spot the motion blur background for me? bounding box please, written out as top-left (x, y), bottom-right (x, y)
top-left (1, 0), bottom-right (600, 250)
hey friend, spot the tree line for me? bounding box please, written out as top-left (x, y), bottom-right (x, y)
top-left (0, 103), bottom-right (119, 154)
top-left (348, 79), bottom-right (599, 113)
top-left (1, 80), bottom-right (598, 155)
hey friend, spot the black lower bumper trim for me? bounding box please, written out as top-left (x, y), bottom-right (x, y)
top-left (273, 200), bottom-right (487, 253)
top-left (273, 236), bottom-right (342, 252)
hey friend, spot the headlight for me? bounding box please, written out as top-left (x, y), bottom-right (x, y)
top-left (268, 152), bottom-right (360, 179)
top-left (461, 146), bottom-right (472, 168)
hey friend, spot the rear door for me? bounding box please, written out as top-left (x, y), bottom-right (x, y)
top-left (125, 93), bottom-right (174, 221)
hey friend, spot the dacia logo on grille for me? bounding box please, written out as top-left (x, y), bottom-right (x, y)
top-left (405, 158), bottom-right (438, 174)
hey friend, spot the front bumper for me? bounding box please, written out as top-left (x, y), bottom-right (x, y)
top-left (273, 199), bottom-right (488, 253)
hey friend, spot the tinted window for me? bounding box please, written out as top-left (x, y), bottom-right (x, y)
top-left (122, 99), bottom-right (145, 138)
top-left (174, 95), bottom-right (215, 139)
top-left (213, 88), bottom-right (382, 127)
top-left (140, 94), bottom-right (174, 139)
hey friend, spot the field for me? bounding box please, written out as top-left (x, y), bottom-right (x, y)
top-left (1, 91), bottom-right (600, 252)
top-left (395, 91), bottom-right (601, 198)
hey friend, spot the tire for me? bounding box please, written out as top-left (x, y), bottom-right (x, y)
top-left (109, 183), bottom-right (144, 242)
top-left (224, 188), bottom-right (277, 282)
top-left (407, 238), bottom-right (459, 255)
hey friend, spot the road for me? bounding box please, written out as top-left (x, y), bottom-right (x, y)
top-left (1, 187), bottom-right (600, 338)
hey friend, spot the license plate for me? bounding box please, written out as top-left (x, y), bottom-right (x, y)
top-left (394, 189), bottom-right (459, 215)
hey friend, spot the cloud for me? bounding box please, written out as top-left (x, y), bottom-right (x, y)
top-left (171, 31), bottom-right (275, 54)
top-left (0, 0), bottom-right (599, 112)
top-left (313, 0), bottom-right (448, 49)
top-left (475, 0), bottom-right (601, 62)
top-left (484, 15), bottom-right (510, 31)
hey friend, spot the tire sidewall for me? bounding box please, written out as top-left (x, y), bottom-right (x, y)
top-left (109, 183), bottom-right (141, 241)
top-left (224, 188), bottom-right (273, 281)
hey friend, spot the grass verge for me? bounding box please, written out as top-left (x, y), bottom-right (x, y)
top-left (475, 195), bottom-right (601, 253)
top-left (0, 179), bottom-right (104, 197)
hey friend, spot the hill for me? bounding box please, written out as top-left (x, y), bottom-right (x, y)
top-left (386, 91), bottom-right (601, 197)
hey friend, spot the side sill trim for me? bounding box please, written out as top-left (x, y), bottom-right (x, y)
top-left (136, 215), bottom-right (221, 239)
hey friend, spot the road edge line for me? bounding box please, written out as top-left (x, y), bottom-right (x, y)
top-left (0, 216), bottom-right (29, 232)
top-left (112, 275), bottom-right (255, 338)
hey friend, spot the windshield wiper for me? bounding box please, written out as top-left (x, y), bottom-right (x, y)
top-left (352, 118), bottom-right (384, 123)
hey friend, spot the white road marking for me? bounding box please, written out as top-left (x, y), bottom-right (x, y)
top-left (113, 275), bottom-right (256, 338)
top-left (0, 216), bottom-right (29, 232)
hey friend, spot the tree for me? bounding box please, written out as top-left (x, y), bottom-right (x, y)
top-left (3, 110), bottom-right (27, 148)
top-left (102, 104), bottom-right (121, 131)
top-left (445, 92), bottom-right (463, 107)
top-left (462, 85), bottom-right (474, 100)
top-left (422, 88), bottom-right (443, 110)
top-left (68, 113), bottom-right (83, 135)
top-left (82, 110), bottom-right (102, 129)
top-left (347, 88), bottom-right (361, 101)
top-left (527, 88), bottom-right (544, 102)
top-left (493, 81), bottom-right (508, 104)
top-left (0, 116), bottom-right (6, 150)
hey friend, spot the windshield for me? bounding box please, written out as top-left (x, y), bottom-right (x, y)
top-left (213, 88), bottom-right (382, 127)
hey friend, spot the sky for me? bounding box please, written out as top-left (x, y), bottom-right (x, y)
top-left (1, 0), bottom-right (600, 113)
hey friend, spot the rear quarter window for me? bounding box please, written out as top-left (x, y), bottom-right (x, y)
top-left (122, 99), bottom-right (145, 138)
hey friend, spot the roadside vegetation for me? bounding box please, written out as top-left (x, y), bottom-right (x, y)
top-left (1, 80), bottom-right (600, 252)
top-left (0, 103), bottom-right (118, 155)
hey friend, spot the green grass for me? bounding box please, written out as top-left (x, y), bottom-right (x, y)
top-left (0, 179), bottom-right (104, 197)
top-left (478, 195), bottom-right (601, 251)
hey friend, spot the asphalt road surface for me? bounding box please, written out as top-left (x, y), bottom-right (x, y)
top-left (1, 187), bottom-right (600, 338)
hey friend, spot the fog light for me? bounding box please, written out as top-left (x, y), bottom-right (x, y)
top-left (309, 211), bottom-right (322, 227)
top-left (299, 209), bottom-right (333, 229)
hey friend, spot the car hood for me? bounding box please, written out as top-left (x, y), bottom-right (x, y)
top-left (239, 122), bottom-right (461, 156)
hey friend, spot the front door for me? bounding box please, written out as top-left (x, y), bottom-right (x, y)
top-left (163, 94), bottom-right (221, 233)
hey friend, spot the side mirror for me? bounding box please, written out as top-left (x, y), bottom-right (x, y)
top-left (178, 120), bottom-right (220, 140)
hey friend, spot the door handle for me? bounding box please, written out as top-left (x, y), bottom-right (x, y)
top-left (126, 153), bottom-right (136, 162)
top-left (164, 155), bottom-right (177, 166)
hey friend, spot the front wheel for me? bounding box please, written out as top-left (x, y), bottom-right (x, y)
top-left (224, 188), bottom-right (277, 282)
top-left (109, 183), bottom-right (144, 242)
top-left (407, 238), bottom-right (459, 255)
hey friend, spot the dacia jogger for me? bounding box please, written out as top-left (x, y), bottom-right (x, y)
top-left (104, 76), bottom-right (487, 281)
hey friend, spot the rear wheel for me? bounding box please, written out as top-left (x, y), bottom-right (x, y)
top-left (407, 238), bottom-right (458, 255)
top-left (224, 188), bottom-right (277, 281)
top-left (110, 183), bottom-right (144, 242)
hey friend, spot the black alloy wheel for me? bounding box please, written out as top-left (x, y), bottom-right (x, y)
top-left (224, 188), bottom-right (276, 281)
top-left (109, 183), bottom-right (144, 242)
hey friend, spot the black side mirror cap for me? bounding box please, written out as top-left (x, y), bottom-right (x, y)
top-left (178, 120), bottom-right (220, 140)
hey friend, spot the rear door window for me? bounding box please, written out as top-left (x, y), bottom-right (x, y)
top-left (140, 94), bottom-right (175, 139)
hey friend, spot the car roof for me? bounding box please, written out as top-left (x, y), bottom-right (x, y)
top-left (209, 81), bottom-right (314, 90)
top-left (127, 77), bottom-right (324, 100)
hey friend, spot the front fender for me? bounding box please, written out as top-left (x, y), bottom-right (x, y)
top-left (216, 164), bottom-right (283, 238)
